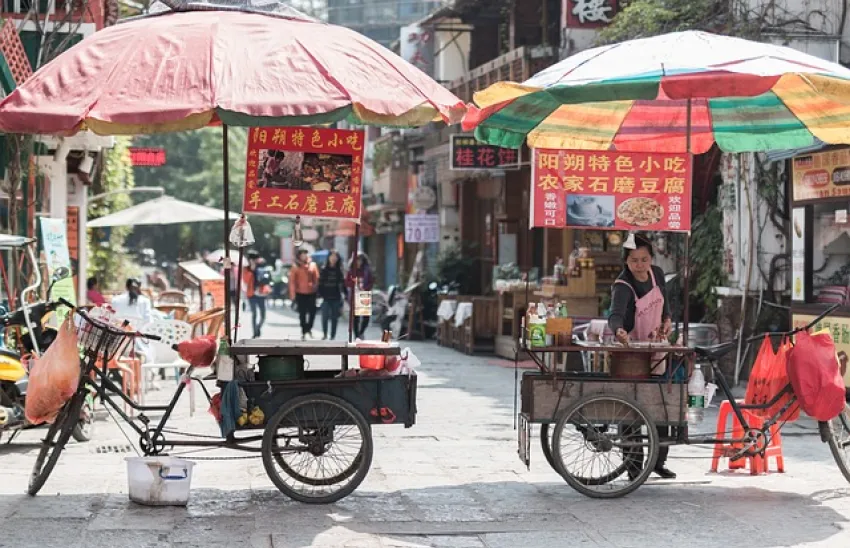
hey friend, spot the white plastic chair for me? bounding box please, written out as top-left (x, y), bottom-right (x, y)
top-left (139, 319), bottom-right (196, 414)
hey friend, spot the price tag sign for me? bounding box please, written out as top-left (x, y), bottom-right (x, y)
top-left (404, 213), bottom-right (439, 243)
top-left (354, 291), bottom-right (372, 317)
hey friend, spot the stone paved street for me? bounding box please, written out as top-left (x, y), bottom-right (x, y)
top-left (1, 306), bottom-right (849, 547)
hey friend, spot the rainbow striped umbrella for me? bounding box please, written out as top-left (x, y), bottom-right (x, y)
top-left (462, 31), bottom-right (850, 154)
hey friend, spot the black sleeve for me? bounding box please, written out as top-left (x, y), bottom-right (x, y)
top-left (608, 283), bottom-right (634, 333)
top-left (654, 266), bottom-right (672, 321)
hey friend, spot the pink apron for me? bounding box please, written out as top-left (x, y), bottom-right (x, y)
top-left (614, 268), bottom-right (666, 374)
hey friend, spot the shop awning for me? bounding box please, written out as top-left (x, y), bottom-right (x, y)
top-left (764, 141), bottom-right (827, 163)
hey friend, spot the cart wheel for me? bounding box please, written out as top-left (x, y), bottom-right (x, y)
top-left (827, 402), bottom-right (850, 484)
top-left (540, 423), bottom-right (559, 473)
top-left (552, 394), bottom-right (659, 499)
top-left (262, 393), bottom-right (373, 504)
top-left (542, 422), bottom-right (629, 485)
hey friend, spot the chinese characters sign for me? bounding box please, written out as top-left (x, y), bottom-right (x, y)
top-left (531, 148), bottom-right (692, 232)
top-left (792, 147), bottom-right (850, 202)
top-left (129, 147), bottom-right (166, 166)
top-left (450, 135), bottom-right (520, 171)
top-left (565, 0), bottom-right (618, 28)
top-left (243, 127), bottom-right (365, 222)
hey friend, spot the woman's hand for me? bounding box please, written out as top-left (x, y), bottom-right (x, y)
top-left (660, 318), bottom-right (672, 339)
top-left (615, 328), bottom-right (629, 344)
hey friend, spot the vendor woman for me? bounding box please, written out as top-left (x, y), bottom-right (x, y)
top-left (608, 232), bottom-right (676, 480)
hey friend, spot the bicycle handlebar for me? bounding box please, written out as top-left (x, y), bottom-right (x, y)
top-left (745, 303), bottom-right (840, 343)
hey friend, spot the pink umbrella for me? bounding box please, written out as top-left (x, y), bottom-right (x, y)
top-left (0, 1), bottom-right (465, 135)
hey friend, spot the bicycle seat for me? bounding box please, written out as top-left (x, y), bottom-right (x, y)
top-left (694, 341), bottom-right (737, 361)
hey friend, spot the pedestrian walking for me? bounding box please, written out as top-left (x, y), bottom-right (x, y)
top-left (346, 252), bottom-right (374, 339)
top-left (243, 250), bottom-right (273, 338)
top-left (318, 250), bottom-right (345, 340)
top-left (289, 249), bottom-right (319, 340)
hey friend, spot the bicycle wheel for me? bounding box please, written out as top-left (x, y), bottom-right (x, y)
top-left (552, 394), bottom-right (658, 499)
top-left (28, 387), bottom-right (86, 496)
top-left (542, 422), bottom-right (628, 485)
top-left (262, 393), bottom-right (373, 504)
top-left (827, 402), bottom-right (850, 484)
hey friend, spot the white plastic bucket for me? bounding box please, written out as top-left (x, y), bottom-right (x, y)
top-left (126, 456), bottom-right (195, 506)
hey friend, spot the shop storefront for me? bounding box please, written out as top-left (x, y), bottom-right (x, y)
top-left (790, 147), bottom-right (850, 390)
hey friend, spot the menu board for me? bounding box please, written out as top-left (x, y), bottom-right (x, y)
top-left (243, 127), bottom-right (365, 222)
top-left (792, 148), bottom-right (850, 202)
top-left (531, 148), bottom-right (692, 232)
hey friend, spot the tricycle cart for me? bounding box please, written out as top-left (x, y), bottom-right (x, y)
top-left (517, 308), bottom-right (850, 499)
top-left (28, 305), bottom-right (417, 504)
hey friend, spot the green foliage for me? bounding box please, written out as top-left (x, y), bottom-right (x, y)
top-left (436, 243), bottom-right (476, 294)
top-left (372, 140), bottom-right (392, 178)
top-left (596, 0), bottom-right (769, 45)
top-left (689, 204), bottom-right (727, 320)
top-left (130, 127), bottom-right (279, 262)
top-left (88, 137), bottom-right (139, 287)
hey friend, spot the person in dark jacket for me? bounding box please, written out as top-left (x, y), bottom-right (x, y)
top-left (318, 250), bottom-right (345, 340)
top-left (345, 252), bottom-right (374, 339)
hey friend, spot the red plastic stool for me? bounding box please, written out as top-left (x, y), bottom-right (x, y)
top-left (710, 400), bottom-right (784, 475)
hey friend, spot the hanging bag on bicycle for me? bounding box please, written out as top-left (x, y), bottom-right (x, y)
top-left (788, 330), bottom-right (845, 422)
top-left (24, 317), bottom-right (81, 424)
top-left (745, 335), bottom-right (775, 413)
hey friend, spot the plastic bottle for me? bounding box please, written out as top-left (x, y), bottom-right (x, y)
top-left (687, 364), bottom-right (706, 424)
top-left (216, 337), bottom-right (234, 382)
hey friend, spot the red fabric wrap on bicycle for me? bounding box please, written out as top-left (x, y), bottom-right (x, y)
top-left (788, 330), bottom-right (845, 422)
top-left (176, 335), bottom-right (217, 367)
top-left (24, 317), bottom-right (81, 424)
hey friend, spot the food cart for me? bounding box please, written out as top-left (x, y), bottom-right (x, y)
top-left (460, 31), bottom-right (850, 498)
top-left (788, 146), bottom-right (850, 398)
top-left (0, 0), bottom-right (464, 504)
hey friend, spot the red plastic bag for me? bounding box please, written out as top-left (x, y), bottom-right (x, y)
top-left (745, 336), bottom-right (774, 410)
top-left (788, 330), bottom-right (846, 421)
top-left (25, 318), bottom-right (81, 424)
top-left (767, 339), bottom-right (799, 422)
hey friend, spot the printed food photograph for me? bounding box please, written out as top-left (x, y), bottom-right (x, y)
top-left (567, 195), bottom-right (615, 227)
top-left (257, 150), bottom-right (353, 193)
top-left (617, 197), bottom-right (664, 227)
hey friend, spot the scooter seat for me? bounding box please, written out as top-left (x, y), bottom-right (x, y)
top-left (0, 347), bottom-right (21, 361)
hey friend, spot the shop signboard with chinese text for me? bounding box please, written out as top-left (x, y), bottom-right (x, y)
top-left (565, 0), bottom-right (618, 28)
top-left (129, 147), bottom-right (167, 167)
top-left (791, 207), bottom-right (806, 301)
top-left (792, 148), bottom-right (850, 202)
top-left (40, 217), bottom-right (76, 321)
top-left (243, 127), bottom-right (365, 222)
top-left (530, 148), bottom-right (692, 232)
top-left (405, 213), bottom-right (439, 243)
top-left (792, 313), bottom-right (850, 388)
top-left (450, 135), bottom-right (520, 171)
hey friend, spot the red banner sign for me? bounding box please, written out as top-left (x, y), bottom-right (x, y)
top-left (531, 148), bottom-right (692, 232)
top-left (243, 127), bottom-right (365, 221)
top-left (129, 147), bottom-right (166, 167)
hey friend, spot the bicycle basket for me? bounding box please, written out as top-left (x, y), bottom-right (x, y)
top-left (73, 311), bottom-right (134, 362)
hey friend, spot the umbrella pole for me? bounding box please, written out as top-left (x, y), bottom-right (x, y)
top-left (234, 245), bottom-right (245, 341)
top-left (349, 224), bottom-right (360, 343)
top-left (223, 124), bottom-right (233, 344)
top-left (682, 98), bottom-right (692, 348)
